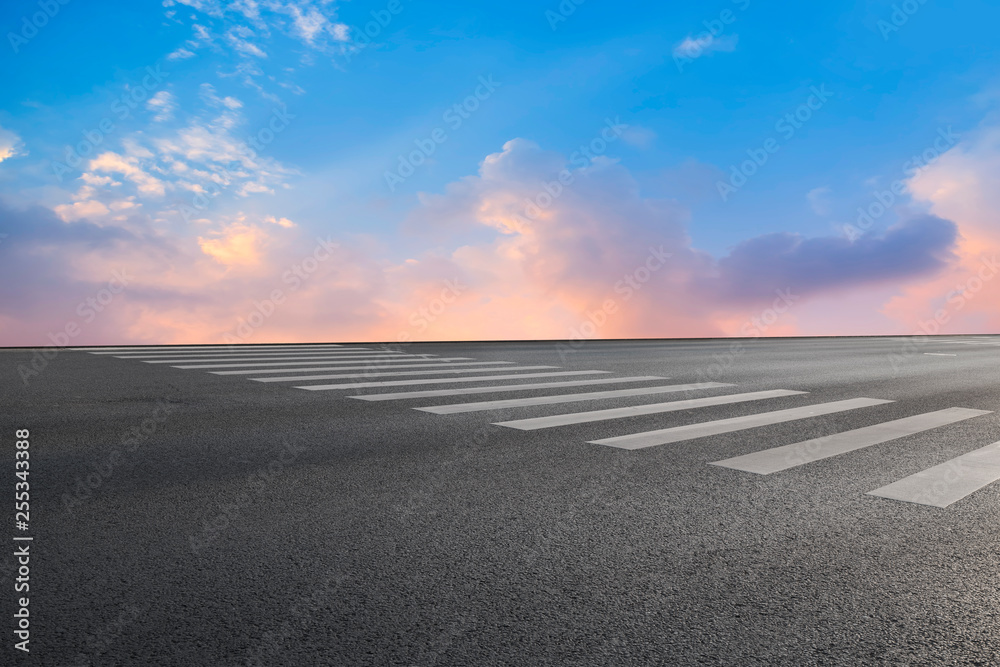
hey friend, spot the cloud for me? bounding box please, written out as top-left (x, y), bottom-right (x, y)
top-left (264, 215), bottom-right (296, 228)
top-left (226, 25), bottom-right (268, 58)
top-left (80, 173), bottom-right (121, 187)
top-left (164, 0), bottom-right (351, 83)
top-left (0, 200), bottom-right (327, 345)
top-left (807, 186), bottom-right (832, 216)
top-left (88, 152), bottom-right (167, 197)
top-left (146, 91), bottom-right (178, 122)
top-left (54, 199), bottom-right (111, 222)
top-left (0, 137), bottom-right (967, 345)
top-left (621, 125), bottom-right (657, 149)
top-left (0, 126), bottom-right (25, 163)
top-left (167, 47), bottom-right (196, 60)
top-left (284, 2), bottom-right (350, 45)
top-left (198, 220), bottom-right (270, 267)
top-left (880, 121), bottom-right (1000, 333)
top-left (673, 33), bottom-right (738, 59)
top-left (67, 90), bottom-right (296, 209)
top-left (402, 139), bottom-right (958, 339)
top-left (712, 214), bottom-right (958, 303)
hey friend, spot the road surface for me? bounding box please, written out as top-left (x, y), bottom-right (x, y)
top-left (3, 336), bottom-right (999, 665)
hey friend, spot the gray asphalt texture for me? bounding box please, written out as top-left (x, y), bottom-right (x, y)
top-left (3, 336), bottom-right (1000, 666)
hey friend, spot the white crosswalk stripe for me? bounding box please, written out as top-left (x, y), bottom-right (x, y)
top-left (350, 376), bottom-right (668, 401)
top-left (114, 350), bottom-right (397, 359)
top-left (145, 353), bottom-right (408, 364)
top-left (74, 345), bottom-right (353, 353)
top-left (296, 370), bottom-right (612, 391)
top-left (252, 365), bottom-right (560, 382)
top-left (867, 441), bottom-right (1000, 507)
top-left (711, 408), bottom-right (991, 474)
top-left (212, 359), bottom-right (498, 375)
top-left (938, 340), bottom-right (1000, 346)
top-left (495, 389), bottom-right (807, 430)
top-left (74, 346), bottom-right (1000, 510)
top-left (589, 398), bottom-right (893, 450)
top-left (414, 382), bottom-right (734, 414)
top-left (173, 357), bottom-right (434, 369)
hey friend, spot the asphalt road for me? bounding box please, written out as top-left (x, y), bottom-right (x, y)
top-left (3, 336), bottom-right (1000, 666)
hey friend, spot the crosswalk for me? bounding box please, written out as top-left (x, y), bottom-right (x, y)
top-left (71, 340), bottom-right (1000, 510)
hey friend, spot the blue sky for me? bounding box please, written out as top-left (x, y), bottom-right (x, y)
top-left (2, 0), bottom-right (1000, 344)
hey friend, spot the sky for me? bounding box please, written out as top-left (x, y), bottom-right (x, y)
top-left (1, 0), bottom-right (1000, 345)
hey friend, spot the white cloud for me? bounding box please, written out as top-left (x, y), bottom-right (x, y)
top-left (54, 199), bottom-right (111, 222)
top-left (167, 47), bottom-right (196, 60)
top-left (226, 25), bottom-right (268, 58)
top-left (264, 215), bottom-right (296, 228)
top-left (282, 2), bottom-right (350, 45)
top-left (0, 126), bottom-right (25, 163)
top-left (621, 125), bottom-right (657, 149)
top-left (147, 91), bottom-right (178, 122)
top-left (165, 1), bottom-right (351, 67)
top-left (807, 186), bottom-right (833, 216)
top-left (199, 83), bottom-right (244, 111)
top-left (88, 152), bottom-right (167, 197)
top-left (79, 173), bottom-right (121, 187)
top-left (673, 33), bottom-right (738, 59)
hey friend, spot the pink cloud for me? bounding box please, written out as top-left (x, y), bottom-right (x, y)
top-left (0, 137), bottom-right (969, 346)
top-left (880, 122), bottom-right (1000, 335)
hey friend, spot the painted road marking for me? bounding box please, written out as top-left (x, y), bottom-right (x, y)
top-left (114, 350), bottom-right (396, 359)
top-left (350, 376), bottom-right (668, 401)
top-left (868, 440), bottom-right (1000, 508)
top-left (172, 357), bottom-right (428, 369)
top-left (923, 353), bottom-right (957, 357)
top-left (418, 382), bottom-right (735, 415)
top-left (588, 398), bottom-right (893, 451)
top-left (297, 371), bottom-right (612, 391)
top-left (76, 345), bottom-right (353, 352)
top-left (212, 359), bottom-right (494, 375)
top-left (252, 365), bottom-right (560, 382)
top-left (495, 389), bottom-right (806, 431)
top-left (711, 408), bottom-right (991, 474)
top-left (144, 353), bottom-right (408, 364)
top-left (938, 341), bottom-right (1000, 346)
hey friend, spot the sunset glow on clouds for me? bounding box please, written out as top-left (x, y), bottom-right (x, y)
top-left (1, 0), bottom-right (999, 345)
